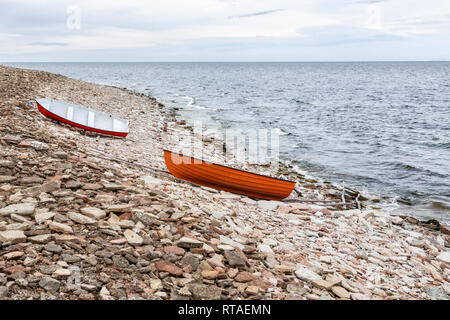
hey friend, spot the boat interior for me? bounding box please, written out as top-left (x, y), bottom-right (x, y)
top-left (37, 99), bottom-right (129, 133)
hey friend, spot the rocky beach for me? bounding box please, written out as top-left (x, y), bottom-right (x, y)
top-left (0, 65), bottom-right (449, 300)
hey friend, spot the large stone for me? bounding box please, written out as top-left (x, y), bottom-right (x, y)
top-left (155, 260), bottom-right (183, 276)
top-left (25, 180), bottom-right (61, 196)
top-left (49, 221), bottom-right (73, 234)
top-left (176, 237), bottom-right (203, 248)
top-left (219, 235), bottom-right (244, 250)
top-left (257, 200), bottom-right (280, 211)
top-left (257, 244), bottom-right (274, 254)
top-left (4, 251), bottom-right (24, 259)
top-left (202, 270), bottom-right (219, 280)
top-left (80, 207), bottom-right (107, 220)
top-left (0, 176), bottom-right (16, 183)
top-left (142, 176), bottom-right (163, 187)
top-left (436, 252), bottom-right (450, 264)
top-left (224, 250), bottom-right (246, 267)
top-left (44, 243), bottom-right (63, 253)
top-left (68, 212), bottom-right (96, 225)
top-left (163, 246), bottom-right (185, 256)
top-left (29, 140), bottom-right (49, 151)
top-left (0, 203), bottom-right (35, 216)
top-left (53, 268), bottom-right (71, 278)
top-left (313, 278), bottom-right (334, 290)
top-left (39, 277), bottom-right (60, 291)
top-left (187, 283), bottom-right (222, 300)
top-left (107, 204), bottom-right (133, 213)
top-left (235, 271), bottom-right (256, 282)
top-left (0, 286), bottom-right (9, 298)
top-left (112, 255), bottom-right (129, 268)
top-left (332, 286), bottom-right (350, 299)
top-left (0, 230), bottom-right (26, 244)
top-left (207, 254), bottom-right (225, 269)
top-left (0, 160), bottom-right (14, 167)
top-left (295, 267), bottom-right (321, 282)
top-left (35, 211), bottom-right (56, 224)
top-left (29, 234), bottom-right (52, 244)
top-left (124, 229), bottom-right (143, 246)
top-left (66, 180), bottom-right (83, 189)
top-left (181, 253), bottom-right (200, 271)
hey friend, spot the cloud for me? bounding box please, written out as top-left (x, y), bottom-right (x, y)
top-left (230, 9), bottom-right (284, 19)
top-left (31, 42), bottom-right (69, 46)
top-left (0, 0), bottom-right (449, 61)
top-left (296, 25), bottom-right (404, 46)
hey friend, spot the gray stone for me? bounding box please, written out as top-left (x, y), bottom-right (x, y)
top-left (425, 286), bottom-right (448, 300)
top-left (219, 235), bottom-right (244, 250)
top-left (257, 200), bottom-right (280, 211)
top-left (39, 265), bottom-right (59, 275)
top-left (124, 229), bottom-right (143, 246)
top-left (68, 212), bottom-right (96, 225)
top-left (61, 254), bottom-right (81, 263)
top-left (0, 286), bottom-right (9, 298)
top-left (35, 211), bottom-right (56, 224)
top-left (187, 283), bottom-right (222, 300)
top-left (0, 160), bottom-right (14, 167)
top-left (177, 237), bottom-right (203, 248)
top-left (0, 203), bottom-right (35, 216)
top-left (44, 243), bottom-right (63, 253)
top-left (0, 230), bottom-right (26, 244)
top-left (436, 251), bottom-right (450, 264)
top-left (30, 141), bottom-right (50, 151)
top-left (80, 207), bottom-right (107, 220)
top-left (257, 244), bottom-right (274, 254)
top-left (49, 221), bottom-right (73, 234)
top-left (181, 253), bottom-right (200, 271)
top-left (142, 176), bottom-right (163, 187)
top-left (107, 204), bottom-right (133, 213)
top-left (295, 267), bottom-right (321, 283)
top-left (39, 277), bottom-right (60, 292)
top-left (224, 250), bottom-right (246, 267)
top-left (112, 255), bottom-right (129, 268)
top-left (29, 234), bottom-right (52, 244)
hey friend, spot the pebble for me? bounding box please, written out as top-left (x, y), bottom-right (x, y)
top-left (224, 250), bottom-right (246, 267)
top-left (49, 221), bottom-right (73, 234)
top-left (331, 286), bottom-right (350, 299)
top-left (68, 212), bottom-right (96, 225)
top-left (34, 211), bottom-right (56, 224)
top-left (177, 236), bottom-right (204, 248)
top-left (0, 230), bottom-right (27, 243)
top-left (155, 261), bottom-right (183, 276)
top-left (124, 229), bottom-right (143, 246)
top-left (436, 252), bottom-right (450, 264)
top-left (39, 277), bottom-right (61, 292)
top-left (295, 267), bottom-right (320, 283)
top-left (0, 203), bottom-right (35, 216)
top-left (80, 207), bottom-right (107, 220)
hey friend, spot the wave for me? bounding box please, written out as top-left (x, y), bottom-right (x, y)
top-left (387, 162), bottom-right (449, 179)
top-left (192, 105), bottom-right (207, 109)
top-left (274, 128), bottom-right (290, 136)
top-left (184, 95), bottom-right (196, 106)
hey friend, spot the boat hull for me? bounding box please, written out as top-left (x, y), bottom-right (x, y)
top-left (36, 99), bottom-right (129, 138)
top-left (164, 150), bottom-right (296, 200)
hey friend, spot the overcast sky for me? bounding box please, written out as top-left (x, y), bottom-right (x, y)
top-left (1, 0), bottom-right (450, 61)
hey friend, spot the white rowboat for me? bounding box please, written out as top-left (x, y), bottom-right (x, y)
top-left (36, 98), bottom-right (129, 137)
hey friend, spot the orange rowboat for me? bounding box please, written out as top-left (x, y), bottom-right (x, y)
top-left (163, 150), bottom-right (296, 200)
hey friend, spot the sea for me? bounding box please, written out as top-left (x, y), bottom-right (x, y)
top-left (4, 62), bottom-right (450, 222)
